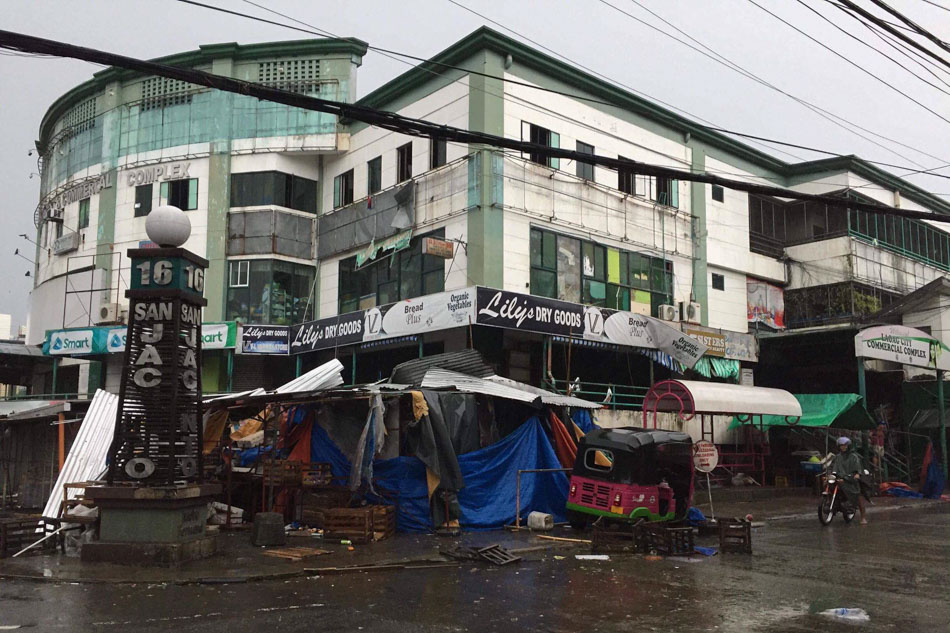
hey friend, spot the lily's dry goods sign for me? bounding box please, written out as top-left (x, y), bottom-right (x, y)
top-left (241, 325), bottom-right (290, 355)
top-left (474, 288), bottom-right (707, 368)
top-left (290, 288), bottom-right (476, 354)
top-left (108, 248), bottom-right (208, 485)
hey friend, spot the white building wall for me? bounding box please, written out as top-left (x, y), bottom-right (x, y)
top-left (706, 267), bottom-right (751, 333)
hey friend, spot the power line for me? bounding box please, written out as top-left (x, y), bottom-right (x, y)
top-left (867, 0), bottom-right (950, 53)
top-left (4, 28), bottom-right (948, 226)
top-left (921, 0), bottom-right (950, 12)
top-left (834, 0), bottom-right (950, 71)
top-left (796, 0), bottom-right (950, 96)
top-left (746, 0), bottom-right (950, 127)
top-left (180, 0), bottom-right (950, 178)
top-left (606, 0), bottom-right (950, 168)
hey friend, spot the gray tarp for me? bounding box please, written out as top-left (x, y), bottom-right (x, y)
top-left (317, 183), bottom-right (414, 259)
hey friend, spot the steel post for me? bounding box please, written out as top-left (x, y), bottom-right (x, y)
top-left (938, 370), bottom-right (947, 478)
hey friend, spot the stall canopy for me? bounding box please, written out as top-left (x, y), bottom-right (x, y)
top-left (643, 379), bottom-right (802, 420)
top-left (728, 393), bottom-right (875, 431)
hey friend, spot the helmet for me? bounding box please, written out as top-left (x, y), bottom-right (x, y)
top-left (837, 436), bottom-right (851, 446)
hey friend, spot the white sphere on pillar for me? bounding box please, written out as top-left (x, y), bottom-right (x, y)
top-left (145, 205), bottom-right (192, 247)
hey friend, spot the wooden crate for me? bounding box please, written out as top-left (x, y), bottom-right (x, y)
top-left (591, 522), bottom-right (640, 554)
top-left (324, 505), bottom-right (396, 543)
top-left (263, 460), bottom-right (304, 486)
top-left (0, 519), bottom-right (42, 558)
top-left (302, 462), bottom-right (333, 487)
top-left (719, 518), bottom-right (752, 554)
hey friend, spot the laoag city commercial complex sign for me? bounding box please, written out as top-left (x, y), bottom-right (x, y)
top-left (855, 325), bottom-right (950, 371)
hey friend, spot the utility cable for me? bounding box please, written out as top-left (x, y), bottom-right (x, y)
top-left (867, 0), bottom-right (950, 54)
top-left (834, 0), bottom-right (950, 71)
top-left (3, 28), bottom-right (948, 225)
top-left (181, 0), bottom-right (950, 176)
top-left (796, 0), bottom-right (950, 96)
top-left (611, 0), bottom-right (949, 167)
top-left (745, 0), bottom-right (950, 127)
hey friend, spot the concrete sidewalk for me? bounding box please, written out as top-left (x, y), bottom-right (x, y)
top-left (1, 492), bottom-right (944, 585)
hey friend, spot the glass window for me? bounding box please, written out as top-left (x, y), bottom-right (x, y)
top-left (576, 141), bottom-right (594, 181)
top-left (134, 184), bottom-right (152, 217)
top-left (618, 155), bottom-right (636, 195)
top-left (333, 169), bottom-right (354, 208)
top-left (290, 175), bottom-right (316, 213)
top-left (78, 198), bottom-right (90, 230)
top-left (231, 171), bottom-right (316, 212)
top-left (337, 230), bottom-right (445, 312)
top-left (711, 185), bottom-right (724, 202)
top-left (712, 272), bottom-right (725, 291)
top-left (530, 228), bottom-right (558, 298)
top-left (229, 260), bottom-right (249, 287)
top-left (160, 178), bottom-right (198, 210)
top-left (524, 122), bottom-right (559, 168)
top-left (397, 142), bottom-right (413, 182)
top-left (56, 221), bottom-right (64, 239)
top-left (584, 448), bottom-right (613, 473)
top-left (583, 279), bottom-right (606, 307)
top-left (656, 177), bottom-right (678, 208)
top-left (430, 138), bottom-right (447, 169)
top-left (367, 156), bottom-right (382, 195)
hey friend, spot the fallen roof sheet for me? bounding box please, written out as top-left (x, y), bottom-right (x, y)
top-left (391, 349), bottom-right (494, 386)
top-left (485, 376), bottom-right (602, 409)
top-left (421, 368), bottom-right (539, 404)
top-left (275, 359), bottom-right (345, 394)
top-left (41, 389), bottom-right (118, 522)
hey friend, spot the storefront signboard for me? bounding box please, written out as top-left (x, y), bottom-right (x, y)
top-left (474, 288), bottom-right (707, 368)
top-left (241, 325), bottom-right (290, 355)
top-left (290, 288), bottom-right (476, 354)
top-left (855, 325), bottom-right (950, 371)
top-left (684, 326), bottom-right (726, 358)
top-left (44, 322), bottom-right (237, 356)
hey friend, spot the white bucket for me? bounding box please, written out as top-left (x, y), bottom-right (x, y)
top-left (527, 511), bottom-right (554, 531)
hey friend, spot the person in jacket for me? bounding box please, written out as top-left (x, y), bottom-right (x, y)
top-left (831, 436), bottom-right (867, 525)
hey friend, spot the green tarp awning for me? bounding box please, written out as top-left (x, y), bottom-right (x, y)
top-left (729, 393), bottom-right (876, 431)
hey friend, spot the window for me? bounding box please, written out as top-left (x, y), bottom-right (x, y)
top-left (576, 141), bottom-right (595, 181)
top-left (583, 448), bottom-right (613, 473)
top-left (230, 171), bottom-right (316, 213)
top-left (367, 157), bottom-right (382, 195)
top-left (226, 260), bottom-right (314, 325)
top-left (333, 169), bottom-right (354, 209)
top-left (229, 260), bottom-right (249, 287)
top-left (78, 198), bottom-right (90, 230)
top-left (530, 229), bottom-right (557, 298)
top-left (848, 199), bottom-right (950, 271)
top-left (530, 227), bottom-right (673, 316)
top-left (618, 156), bottom-right (636, 195)
top-left (55, 221), bottom-right (64, 240)
top-left (134, 184), bottom-right (152, 217)
top-left (523, 122), bottom-right (559, 169)
top-left (711, 185), bottom-right (724, 202)
top-left (160, 178), bottom-right (198, 210)
top-left (656, 177), bottom-right (678, 208)
top-left (396, 142), bottom-right (412, 183)
top-left (711, 273), bottom-right (725, 291)
top-left (337, 230), bottom-right (445, 312)
top-left (430, 138), bottom-right (447, 169)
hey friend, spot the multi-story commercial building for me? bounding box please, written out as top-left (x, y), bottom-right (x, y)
top-left (28, 28), bottom-right (949, 427)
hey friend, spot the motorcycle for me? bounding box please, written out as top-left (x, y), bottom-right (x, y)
top-left (818, 471), bottom-right (857, 525)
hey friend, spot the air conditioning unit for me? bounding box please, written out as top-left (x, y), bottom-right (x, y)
top-left (685, 302), bottom-right (702, 324)
top-left (658, 304), bottom-right (678, 321)
top-left (98, 303), bottom-right (119, 324)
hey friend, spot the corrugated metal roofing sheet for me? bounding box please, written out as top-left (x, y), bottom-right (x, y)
top-left (420, 368), bottom-right (539, 403)
top-left (274, 359), bottom-right (345, 394)
top-left (0, 341), bottom-right (45, 357)
top-left (390, 349), bottom-right (494, 386)
top-left (41, 389), bottom-right (118, 522)
top-left (485, 376), bottom-right (602, 409)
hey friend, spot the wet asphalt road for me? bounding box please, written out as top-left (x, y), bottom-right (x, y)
top-left (1, 504), bottom-right (948, 632)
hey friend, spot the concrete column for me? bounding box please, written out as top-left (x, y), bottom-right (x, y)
top-left (687, 143), bottom-right (709, 326)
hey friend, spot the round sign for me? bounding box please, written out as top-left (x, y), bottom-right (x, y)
top-left (692, 440), bottom-right (719, 473)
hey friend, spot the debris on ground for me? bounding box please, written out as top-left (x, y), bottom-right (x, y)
top-left (575, 554), bottom-right (610, 561)
top-left (819, 608), bottom-right (870, 622)
top-left (261, 547), bottom-right (330, 562)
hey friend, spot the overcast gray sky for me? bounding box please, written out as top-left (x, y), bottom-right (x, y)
top-left (2, 0), bottom-right (948, 334)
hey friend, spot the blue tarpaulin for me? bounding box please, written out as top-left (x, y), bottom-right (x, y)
top-left (572, 409), bottom-right (597, 433)
top-left (310, 416), bottom-right (569, 531)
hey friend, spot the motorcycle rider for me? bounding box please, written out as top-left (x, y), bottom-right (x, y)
top-left (831, 436), bottom-right (867, 525)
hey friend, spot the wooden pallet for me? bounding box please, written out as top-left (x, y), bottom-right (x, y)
top-left (262, 460), bottom-right (305, 486)
top-left (1, 518), bottom-right (42, 558)
top-left (262, 546), bottom-right (330, 561)
top-left (637, 523), bottom-right (695, 556)
top-left (324, 505), bottom-right (396, 543)
top-left (591, 521), bottom-right (641, 554)
top-left (302, 463), bottom-right (333, 487)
